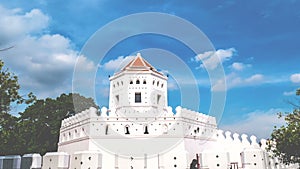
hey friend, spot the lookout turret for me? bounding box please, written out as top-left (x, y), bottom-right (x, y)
top-left (108, 53), bottom-right (168, 115)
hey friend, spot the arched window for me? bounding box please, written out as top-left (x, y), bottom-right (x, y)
top-left (153, 80), bottom-right (155, 85)
top-left (144, 125), bottom-right (149, 134)
top-left (157, 94), bottom-right (161, 104)
top-left (130, 80), bottom-right (133, 84)
top-left (125, 125), bottom-right (130, 134)
top-left (105, 125), bottom-right (109, 135)
top-left (136, 79), bottom-right (140, 84)
top-left (157, 81), bottom-right (159, 86)
top-left (143, 80), bottom-right (146, 84)
top-left (115, 95), bottom-right (119, 104)
top-left (163, 124), bottom-right (168, 134)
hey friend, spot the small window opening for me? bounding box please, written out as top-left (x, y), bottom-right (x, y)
top-left (135, 92), bottom-right (141, 103)
top-left (144, 125), bottom-right (149, 134)
top-left (163, 124), bottom-right (168, 134)
top-left (153, 80), bottom-right (155, 85)
top-left (130, 80), bottom-right (133, 84)
top-left (136, 79), bottom-right (140, 84)
top-left (115, 95), bottom-right (119, 104)
top-left (157, 81), bottom-right (159, 86)
top-left (125, 125), bottom-right (130, 134)
top-left (143, 80), bottom-right (146, 84)
top-left (157, 94), bottom-right (161, 104)
top-left (105, 125), bottom-right (109, 135)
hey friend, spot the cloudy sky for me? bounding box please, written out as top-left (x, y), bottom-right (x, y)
top-left (0, 0), bottom-right (300, 139)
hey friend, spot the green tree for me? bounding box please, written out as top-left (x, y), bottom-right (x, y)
top-left (268, 89), bottom-right (300, 166)
top-left (0, 59), bottom-right (98, 155)
top-left (0, 59), bottom-right (35, 155)
top-left (0, 112), bottom-right (19, 154)
top-left (0, 60), bottom-right (22, 113)
top-left (17, 93), bottom-right (98, 155)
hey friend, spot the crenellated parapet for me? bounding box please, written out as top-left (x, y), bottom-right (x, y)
top-left (61, 107), bottom-right (99, 128)
top-left (174, 106), bottom-right (217, 126)
top-left (58, 105), bottom-right (218, 146)
top-left (197, 129), bottom-right (300, 169)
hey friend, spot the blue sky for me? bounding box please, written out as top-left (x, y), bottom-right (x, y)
top-left (0, 0), bottom-right (300, 139)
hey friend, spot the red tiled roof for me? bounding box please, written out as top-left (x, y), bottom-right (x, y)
top-left (117, 53), bottom-right (164, 77)
top-left (122, 53), bottom-right (155, 70)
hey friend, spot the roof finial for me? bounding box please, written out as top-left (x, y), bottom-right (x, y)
top-left (137, 52), bottom-right (141, 57)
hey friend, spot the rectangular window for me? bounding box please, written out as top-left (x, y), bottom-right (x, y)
top-left (157, 94), bottom-right (161, 104)
top-left (115, 95), bottom-right (119, 104)
top-left (135, 92), bottom-right (141, 103)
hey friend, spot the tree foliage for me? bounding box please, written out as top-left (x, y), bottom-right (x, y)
top-left (0, 59), bottom-right (36, 154)
top-left (268, 89), bottom-right (300, 165)
top-left (0, 58), bottom-right (99, 155)
top-left (0, 60), bottom-right (22, 113)
top-left (0, 93), bottom-right (98, 155)
top-left (0, 60), bottom-right (36, 112)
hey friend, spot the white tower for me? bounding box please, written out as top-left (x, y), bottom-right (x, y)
top-left (108, 53), bottom-right (168, 116)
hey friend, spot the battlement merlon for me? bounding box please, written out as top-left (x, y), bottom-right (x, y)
top-left (175, 106), bottom-right (217, 126)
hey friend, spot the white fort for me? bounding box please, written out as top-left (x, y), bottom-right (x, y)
top-left (40, 54), bottom-right (298, 169)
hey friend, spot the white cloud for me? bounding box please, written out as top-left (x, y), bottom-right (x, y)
top-left (0, 6), bottom-right (97, 99)
top-left (211, 79), bottom-right (227, 92)
top-left (231, 62), bottom-right (251, 71)
top-left (283, 91), bottom-right (295, 96)
top-left (100, 87), bottom-right (110, 97)
top-left (244, 74), bottom-right (264, 83)
top-left (212, 73), bottom-right (265, 91)
top-left (167, 81), bottom-right (179, 91)
top-left (194, 48), bottom-right (236, 70)
top-left (290, 73), bottom-right (300, 83)
top-left (75, 55), bottom-right (97, 73)
top-left (1, 34), bottom-right (97, 98)
top-left (101, 55), bottom-right (135, 71)
top-left (0, 5), bottom-right (49, 46)
top-left (220, 108), bottom-right (286, 139)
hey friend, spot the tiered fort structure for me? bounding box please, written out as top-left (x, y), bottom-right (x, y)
top-left (0, 54), bottom-right (298, 169)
